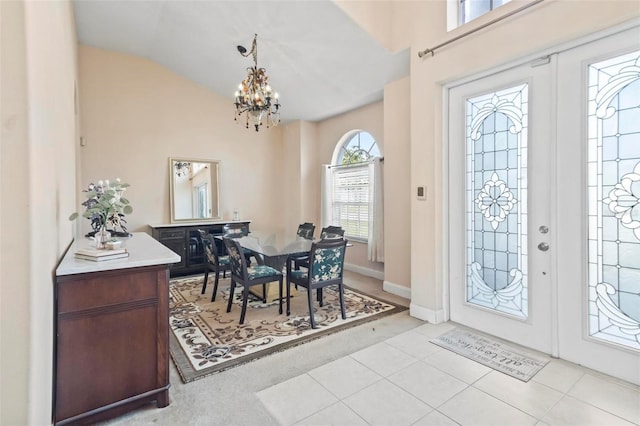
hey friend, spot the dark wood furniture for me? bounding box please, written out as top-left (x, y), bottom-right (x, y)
top-left (54, 233), bottom-right (179, 425)
top-left (197, 229), bottom-right (230, 301)
top-left (150, 221), bottom-right (250, 277)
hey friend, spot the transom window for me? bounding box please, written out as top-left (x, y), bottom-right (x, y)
top-left (328, 131), bottom-right (381, 240)
top-left (448, 0), bottom-right (512, 30)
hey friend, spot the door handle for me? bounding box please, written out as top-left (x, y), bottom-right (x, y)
top-left (538, 242), bottom-right (549, 252)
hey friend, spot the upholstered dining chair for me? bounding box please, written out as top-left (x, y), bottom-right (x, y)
top-left (293, 225), bottom-right (344, 271)
top-left (297, 222), bottom-right (315, 240)
top-left (320, 225), bottom-right (345, 239)
top-left (285, 238), bottom-right (348, 329)
top-left (222, 223), bottom-right (257, 264)
top-left (197, 229), bottom-right (229, 302)
top-left (223, 237), bottom-right (284, 325)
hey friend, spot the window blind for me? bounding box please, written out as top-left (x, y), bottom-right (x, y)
top-left (331, 163), bottom-right (369, 240)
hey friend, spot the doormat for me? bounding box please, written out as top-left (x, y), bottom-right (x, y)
top-left (169, 275), bottom-right (406, 383)
top-left (431, 328), bottom-right (550, 382)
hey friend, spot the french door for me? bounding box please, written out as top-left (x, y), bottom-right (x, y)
top-left (447, 26), bottom-right (640, 384)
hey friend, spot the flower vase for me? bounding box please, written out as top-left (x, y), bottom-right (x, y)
top-left (95, 228), bottom-right (111, 249)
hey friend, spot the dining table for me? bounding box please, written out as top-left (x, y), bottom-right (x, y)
top-left (216, 231), bottom-right (314, 301)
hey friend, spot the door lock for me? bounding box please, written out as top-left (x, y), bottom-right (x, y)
top-left (539, 225), bottom-right (549, 234)
top-left (538, 242), bottom-right (550, 252)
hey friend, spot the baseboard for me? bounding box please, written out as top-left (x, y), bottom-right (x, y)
top-left (383, 280), bottom-right (411, 300)
top-left (409, 303), bottom-right (446, 324)
top-left (344, 263), bottom-right (384, 280)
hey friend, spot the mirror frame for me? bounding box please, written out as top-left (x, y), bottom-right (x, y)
top-left (169, 157), bottom-right (221, 223)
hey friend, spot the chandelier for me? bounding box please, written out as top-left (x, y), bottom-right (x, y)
top-left (174, 161), bottom-right (191, 177)
top-left (234, 34), bottom-right (281, 132)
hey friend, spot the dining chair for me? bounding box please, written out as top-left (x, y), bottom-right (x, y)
top-left (285, 238), bottom-right (348, 329)
top-left (297, 222), bottom-right (315, 240)
top-left (223, 237), bottom-right (283, 325)
top-left (320, 225), bottom-right (345, 239)
top-left (293, 225), bottom-right (344, 271)
top-left (222, 223), bottom-right (257, 265)
top-left (197, 229), bottom-right (229, 302)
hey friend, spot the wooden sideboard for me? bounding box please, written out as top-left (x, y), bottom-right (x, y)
top-left (149, 221), bottom-right (250, 277)
top-left (54, 233), bottom-right (180, 425)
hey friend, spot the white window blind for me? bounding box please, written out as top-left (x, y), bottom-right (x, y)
top-left (331, 163), bottom-right (369, 240)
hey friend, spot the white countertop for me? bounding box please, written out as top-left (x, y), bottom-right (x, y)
top-left (149, 220), bottom-right (251, 228)
top-left (56, 232), bottom-right (181, 276)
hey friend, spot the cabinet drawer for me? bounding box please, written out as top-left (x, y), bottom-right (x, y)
top-left (57, 268), bottom-right (159, 314)
top-left (159, 229), bottom-right (185, 239)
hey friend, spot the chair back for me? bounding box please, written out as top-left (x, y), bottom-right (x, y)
top-left (198, 229), bottom-right (220, 265)
top-left (223, 223), bottom-right (249, 238)
top-left (297, 222), bottom-right (315, 240)
top-left (319, 226), bottom-right (345, 240)
top-left (309, 238), bottom-right (348, 285)
top-left (223, 237), bottom-right (248, 280)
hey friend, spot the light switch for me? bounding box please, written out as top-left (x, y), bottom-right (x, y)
top-left (417, 186), bottom-right (426, 200)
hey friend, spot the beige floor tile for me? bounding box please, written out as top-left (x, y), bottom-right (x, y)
top-left (474, 370), bottom-right (564, 418)
top-left (294, 401), bottom-right (368, 426)
top-left (532, 358), bottom-right (586, 393)
top-left (389, 361), bottom-right (468, 408)
top-left (413, 321), bottom-right (457, 339)
top-left (568, 373), bottom-right (640, 424)
top-left (343, 379), bottom-right (432, 426)
top-left (351, 341), bottom-right (418, 377)
top-left (543, 396), bottom-right (637, 426)
top-left (308, 356), bottom-right (382, 399)
top-left (439, 387), bottom-right (537, 426)
top-left (412, 410), bottom-right (460, 426)
top-left (424, 348), bottom-right (492, 384)
top-left (257, 374), bottom-right (338, 426)
top-left (385, 329), bottom-right (444, 359)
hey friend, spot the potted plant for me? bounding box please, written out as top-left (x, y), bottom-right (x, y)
top-left (69, 178), bottom-right (133, 247)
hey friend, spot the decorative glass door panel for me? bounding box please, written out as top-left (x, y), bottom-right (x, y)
top-left (466, 84), bottom-right (528, 319)
top-left (587, 50), bottom-right (640, 350)
top-left (449, 61), bottom-right (553, 354)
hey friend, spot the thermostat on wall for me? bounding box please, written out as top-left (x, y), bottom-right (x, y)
top-left (417, 186), bottom-right (427, 200)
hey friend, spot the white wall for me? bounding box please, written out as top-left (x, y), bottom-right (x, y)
top-left (1, 0), bottom-right (78, 423)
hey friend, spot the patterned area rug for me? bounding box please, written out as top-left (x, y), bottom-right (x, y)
top-left (169, 275), bottom-right (406, 383)
top-left (431, 328), bottom-right (550, 382)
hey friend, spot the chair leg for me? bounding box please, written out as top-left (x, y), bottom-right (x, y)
top-left (307, 286), bottom-right (316, 329)
top-left (262, 283), bottom-right (267, 303)
top-left (278, 276), bottom-right (283, 315)
top-left (286, 277), bottom-right (291, 316)
top-left (317, 288), bottom-right (323, 307)
top-left (338, 283), bottom-right (346, 320)
top-left (226, 280), bottom-right (236, 313)
top-left (202, 269), bottom-right (209, 294)
top-left (240, 285), bottom-right (249, 324)
top-left (211, 269), bottom-right (220, 302)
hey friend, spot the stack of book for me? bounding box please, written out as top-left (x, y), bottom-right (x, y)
top-left (75, 247), bottom-right (129, 262)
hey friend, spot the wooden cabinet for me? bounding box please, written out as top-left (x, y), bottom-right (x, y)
top-left (150, 221), bottom-right (250, 277)
top-left (54, 233), bottom-right (179, 425)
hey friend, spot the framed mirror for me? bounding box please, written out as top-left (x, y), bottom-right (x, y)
top-left (169, 157), bottom-right (221, 222)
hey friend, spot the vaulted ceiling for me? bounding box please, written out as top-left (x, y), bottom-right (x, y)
top-left (73, 0), bottom-right (410, 123)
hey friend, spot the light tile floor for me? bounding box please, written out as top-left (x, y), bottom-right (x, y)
top-left (257, 321), bottom-right (640, 426)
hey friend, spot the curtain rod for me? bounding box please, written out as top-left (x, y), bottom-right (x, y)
top-left (417, 0), bottom-right (545, 59)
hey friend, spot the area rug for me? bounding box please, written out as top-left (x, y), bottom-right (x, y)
top-left (169, 275), bottom-right (406, 383)
top-left (431, 328), bottom-right (549, 382)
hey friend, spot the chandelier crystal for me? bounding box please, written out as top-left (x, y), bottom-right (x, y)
top-left (234, 34), bottom-right (281, 132)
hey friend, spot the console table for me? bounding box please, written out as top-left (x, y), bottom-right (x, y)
top-left (149, 221), bottom-right (251, 277)
top-left (54, 232), bottom-right (180, 425)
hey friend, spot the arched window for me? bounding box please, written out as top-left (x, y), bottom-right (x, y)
top-left (325, 131), bottom-right (381, 241)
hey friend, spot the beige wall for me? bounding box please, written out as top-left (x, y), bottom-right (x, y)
top-left (1, 0), bottom-right (78, 424)
top-left (383, 76), bottom-right (411, 295)
top-left (315, 101), bottom-right (386, 276)
top-left (400, 0), bottom-right (640, 321)
top-left (78, 46), bottom-right (286, 236)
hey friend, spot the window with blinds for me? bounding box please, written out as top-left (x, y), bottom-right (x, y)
top-left (331, 163), bottom-right (369, 240)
